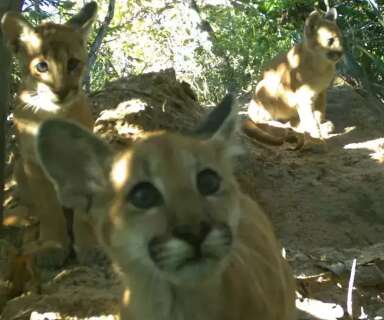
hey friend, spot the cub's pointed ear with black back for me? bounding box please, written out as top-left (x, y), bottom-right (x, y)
top-left (66, 1), bottom-right (98, 40)
top-left (305, 10), bottom-right (322, 35)
top-left (1, 12), bottom-right (35, 53)
top-left (194, 93), bottom-right (242, 158)
top-left (324, 8), bottom-right (337, 21)
top-left (1, 1), bottom-right (97, 53)
top-left (36, 119), bottom-right (113, 211)
top-left (194, 94), bottom-right (235, 138)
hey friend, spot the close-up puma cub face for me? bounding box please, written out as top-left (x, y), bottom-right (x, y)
top-left (37, 95), bottom-right (241, 284)
top-left (1, 2), bottom-right (97, 110)
top-left (108, 129), bottom-right (239, 284)
top-left (37, 97), bottom-right (297, 319)
top-left (305, 8), bottom-right (343, 62)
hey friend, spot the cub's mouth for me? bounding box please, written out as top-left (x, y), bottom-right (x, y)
top-left (148, 223), bottom-right (232, 279)
top-left (327, 50), bottom-right (343, 61)
top-left (50, 88), bottom-right (77, 104)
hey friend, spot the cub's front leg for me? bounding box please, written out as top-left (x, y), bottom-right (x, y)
top-left (120, 303), bottom-right (133, 320)
top-left (296, 90), bottom-right (323, 141)
top-left (73, 210), bottom-right (107, 265)
top-left (13, 157), bottom-right (32, 209)
top-left (22, 159), bottom-right (71, 267)
top-left (314, 91), bottom-right (335, 137)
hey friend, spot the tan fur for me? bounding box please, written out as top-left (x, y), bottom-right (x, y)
top-left (244, 8), bottom-right (343, 147)
top-left (1, 2), bottom-right (97, 267)
top-left (108, 134), bottom-right (296, 320)
top-left (36, 97), bottom-right (296, 319)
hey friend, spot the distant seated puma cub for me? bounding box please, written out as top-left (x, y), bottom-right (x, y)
top-left (36, 95), bottom-right (296, 320)
top-left (1, 2), bottom-right (97, 267)
top-left (243, 8), bottom-right (343, 147)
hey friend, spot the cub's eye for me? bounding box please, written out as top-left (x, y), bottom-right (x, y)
top-left (197, 169), bottom-right (221, 196)
top-left (68, 58), bottom-right (80, 72)
top-left (128, 182), bottom-right (163, 209)
top-left (35, 61), bottom-right (48, 73)
top-left (327, 38), bottom-right (335, 46)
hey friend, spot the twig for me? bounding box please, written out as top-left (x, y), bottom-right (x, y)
top-left (323, 0), bottom-right (330, 11)
top-left (347, 258), bottom-right (357, 318)
top-left (83, 0), bottom-right (116, 93)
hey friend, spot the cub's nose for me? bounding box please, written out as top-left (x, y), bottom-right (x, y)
top-left (172, 222), bottom-right (212, 246)
top-left (53, 88), bottom-right (70, 101)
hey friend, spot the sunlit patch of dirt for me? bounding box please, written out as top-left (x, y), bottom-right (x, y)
top-left (344, 137), bottom-right (384, 163)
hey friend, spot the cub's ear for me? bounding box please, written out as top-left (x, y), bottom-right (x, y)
top-left (36, 119), bottom-right (113, 211)
top-left (66, 1), bottom-right (97, 39)
top-left (1, 12), bottom-right (36, 53)
top-left (305, 10), bottom-right (321, 33)
top-left (193, 94), bottom-right (241, 157)
top-left (324, 8), bottom-right (337, 21)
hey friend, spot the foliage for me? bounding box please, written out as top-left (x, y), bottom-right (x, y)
top-left (196, 1), bottom-right (305, 101)
top-left (97, 0), bottom-right (213, 93)
top-left (336, 0), bottom-right (384, 100)
top-left (198, 0), bottom-right (384, 102)
top-left (22, 0), bottom-right (60, 23)
top-left (7, 0), bottom-right (384, 104)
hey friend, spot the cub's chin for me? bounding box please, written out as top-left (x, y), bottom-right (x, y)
top-left (160, 255), bottom-right (229, 286)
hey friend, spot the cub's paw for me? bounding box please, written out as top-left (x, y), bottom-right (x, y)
top-left (320, 120), bottom-right (335, 136)
top-left (75, 246), bottom-right (110, 266)
top-left (285, 129), bottom-right (305, 150)
top-left (24, 241), bottom-right (70, 269)
top-left (303, 138), bottom-right (328, 153)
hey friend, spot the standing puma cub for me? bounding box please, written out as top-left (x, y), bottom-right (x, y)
top-left (243, 8), bottom-right (343, 147)
top-left (36, 95), bottom-right (296, 320)
top-left (1, 2), bottom-right (97, 267)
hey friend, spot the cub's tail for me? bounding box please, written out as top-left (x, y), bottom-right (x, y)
top-left (242, 119), bottom-right (305, 149)
top-left (242, 119), bottom-right (285, 146)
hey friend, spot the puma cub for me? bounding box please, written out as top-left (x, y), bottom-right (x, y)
top-left (36, 95), bottom-right (296, 320)
top-left (243, 8), bottom-right (343, 147)
top-left (1, 2), bottom-right (97, 267)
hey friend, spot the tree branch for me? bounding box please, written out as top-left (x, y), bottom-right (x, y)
top-left (0, 0), bottom-right (24, 225)
top-left (83, 0), bottom-right (116, 93)
top-left (188, 0), bottom-right (236, 93)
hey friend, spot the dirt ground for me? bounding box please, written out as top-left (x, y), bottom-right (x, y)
top-left (1, 70), bottom-right (383, 319)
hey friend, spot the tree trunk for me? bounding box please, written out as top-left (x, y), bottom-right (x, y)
top-left (0, 0), bottom-right (23, 225)
top-left (83, 0), bottom-right (116, 93)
